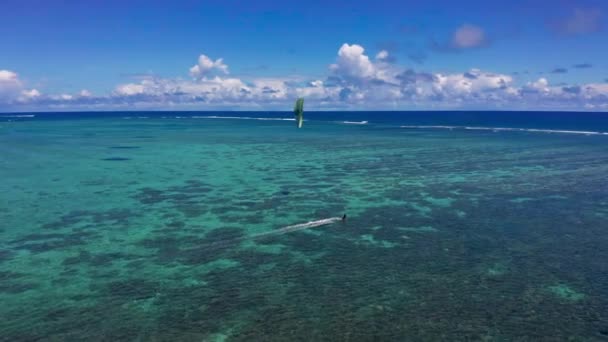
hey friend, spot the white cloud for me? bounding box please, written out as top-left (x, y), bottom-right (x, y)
top-left (524, 78), bottom-right (550, 94)
top-left (309, 80), bottom-right (323, 88)
top-left (451, 24), bottom-right (487, 49)
top-left (115, 83), bottom-right (146, 96)
top-left (435, 69), bottom-right (511, 95)
top-left (0, 70), bottom-right (20, 83)
top-left (18, 89), bottom-right (41, 101)
top-left (0, 70), bottom-right (23, 100)
top-left (0, 70), bottom-right (43, 105)
top-left (189, 54), bottom-right (229, 79)
top-left (330, 43), bottom-right (376, 80)
top-left (79, 89), bottom-right (92, 97)
top-left (4, 45), bottom-right (608, 111)
top-left (375, 50), bottom-right (389, 61)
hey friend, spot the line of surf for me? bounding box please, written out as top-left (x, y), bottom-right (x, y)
top-left (0, 114), bottom-right (36, 118)
top-left (400, 125), bottom-right (608, 136)
top-left (342, 121), bottom-right (368, 125)
top-left (191, 115), bottom-right (296, 121)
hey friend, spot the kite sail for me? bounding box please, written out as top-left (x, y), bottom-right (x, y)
top-left (294, 98), bottom-right (304, 128)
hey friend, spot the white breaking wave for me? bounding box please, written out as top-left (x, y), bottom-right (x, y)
top-left (191, 115), bottom-right (295, 121)
top-left (401, 125), bottom-right (608, 136)
top-left (342, 121), bottom-right (369, 125)
top-left (0, 114), bottom-right (35, 118)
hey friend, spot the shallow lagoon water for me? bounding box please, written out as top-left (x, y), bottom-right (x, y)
top-left (1, 113), bottom-right (608, 340)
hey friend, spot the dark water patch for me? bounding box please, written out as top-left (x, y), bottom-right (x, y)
top-left (139, 236), bottom-right (184, 267)
top-left (133, 181), bottom-right (211, 208)
top-left (101, 157), bottom-right (131, 161)
top-left (0, 271), bottom-right (37, 294)
top-left (69, 293), bottom-right (93, 302)
top-left (134, 187), bottom-right (165, 204)
top-left (167, 180), bottom-right (212, 196)
top-left (279, 231), bottom-right (328, 253)
top-left (179, 246), bottom-right (226, 265)
top-left (139, 235), bottom-right (202, 264)
top-left (210, 205), bottom-right (239, 215)
top-left (140, 228), bottom-right (245, 265)
top-left (62, 250), bottom-right (91, 266)
top-left (41, 210), bottom-right (89, 229)
top-left (101, 278), bottom-right (160, 301)
top-left (229, 250), bottom-right (282, 270)
top-left (174, 204), bottom-right (207, 218)
top-left (179, 229), bottom-right (244, 264)
top-left (40, 209), bottom-right (135, 230)
top-left (0, 249), bottom-right (15, 263)
top-left (0, 281), bottom-right (37, 294)
top-left (0, 270), bottom-right (26, 280)
top-left (13, 231), bottom-right (97, 253)
top-left (204, 227), bottom-right (244, 243)
top-left (11, 232), bottom-right (72, 244)
top-left (63, 250), bottom-right (135, 267)
top-left (219, 214), bottom-right (264, 225)
top-left (242, 215), bottom-right (264, 224)
top-left (60, 268), bottom-right (79, 277)
top-left (233, 200), bottom-right (257, 208)
top-left (125, 259), bottom-right (147, 270)
top-left (80, 179), bottom-right (107, 186)
top-left (109, 146), bottom-right (140, 149)
top-left (166, 220), bottom-right (185, 229)
top-left (155, 285), bottom-right (221, 334)
top-left (93, 209), bottom-right (135, 225)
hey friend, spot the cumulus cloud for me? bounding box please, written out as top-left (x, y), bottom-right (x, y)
top-left (328, 44), bottom-right (401, 88)
top-left (550, 8), bottom-right (603, 35)
top-left (450, 24), bottom-right (487, 49)
top-left (115, 83), bottom-right (146, 96)
top-left (329, 44), bottom-right (376, 80)
top-left (18, 89), bottom-right (41, 102)
top-left (0, 70), bottom-right (41, 106)
top-left (189, 54), bottom-right (229, 79)
top-left (4, 44), bottom-right (608, 111)
top-left (79, 89), bottom-right (92, 97)
top-left (0, 70), bottom-right (23, 100)
top-left (524, 78), bottom-right (550, 93)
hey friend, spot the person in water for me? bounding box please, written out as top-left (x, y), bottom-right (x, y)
top-left (342, 214), bottom-right (347, 221)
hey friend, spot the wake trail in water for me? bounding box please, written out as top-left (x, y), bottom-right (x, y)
top-left (250, 217), bottom-right (342, 239)
top-left (200, 217), bottom-right (342, 251)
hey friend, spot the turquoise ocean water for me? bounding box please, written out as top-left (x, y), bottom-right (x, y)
top-left (1, 112), bottom-right (608, 340)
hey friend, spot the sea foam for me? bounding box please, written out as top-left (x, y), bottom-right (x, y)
top-left (400, 125), bottom-right (608, 136)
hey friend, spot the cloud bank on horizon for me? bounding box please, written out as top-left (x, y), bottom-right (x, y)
top-left (1, 1), bottom-right (607, 111)
top-left (2, 43), bottom-right (607, 111)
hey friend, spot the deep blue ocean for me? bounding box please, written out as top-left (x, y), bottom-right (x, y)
top-left (3, 111), bottom-right (608, 133)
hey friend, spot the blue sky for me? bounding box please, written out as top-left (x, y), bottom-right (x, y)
top-left (1, 0), bottom-right (607, 111)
